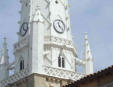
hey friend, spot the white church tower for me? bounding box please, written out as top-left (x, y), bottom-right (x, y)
top-left (14, 0), bottom-right (78, 76)
top-left (0, 0), bottom-right (94, 87)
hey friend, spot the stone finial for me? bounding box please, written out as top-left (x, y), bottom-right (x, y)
top-left (2, 37), bottom-right (8, 55)
top-left (84, 32), bottom-right (93, 60)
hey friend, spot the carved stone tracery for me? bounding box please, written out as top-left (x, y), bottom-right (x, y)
top-left (44, 66), bottom-right (85, 81)
top-left (1, 68), bottom-right (29, 87)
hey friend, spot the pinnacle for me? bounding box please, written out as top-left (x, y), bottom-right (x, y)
top-left (84, 32), bottom-right (88, 40)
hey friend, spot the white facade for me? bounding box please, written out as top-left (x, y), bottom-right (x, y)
top-left (0, 0), bottom-right (94, 87)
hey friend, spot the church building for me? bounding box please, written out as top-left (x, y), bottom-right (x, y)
top-left (0, 0), bottom-right (94, 87)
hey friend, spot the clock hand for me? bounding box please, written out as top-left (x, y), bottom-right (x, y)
top-left (58, 22), bottom-right (63, 30)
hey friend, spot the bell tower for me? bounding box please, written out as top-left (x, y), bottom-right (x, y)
top-left (0, 0), bottom-right (94, 87)
top-left (18, 0), bottom-right (72, 40)
top-left (14, 0), bottom-right (78, 75)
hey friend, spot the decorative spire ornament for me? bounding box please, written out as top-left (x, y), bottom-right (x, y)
top-left (0, 38), bottom-right (9, 65)
top-left (83, 33), bottom-right (94, 74)
top-left (0, 37), bottom-right (9, 83)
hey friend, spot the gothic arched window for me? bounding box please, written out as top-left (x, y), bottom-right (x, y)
top-left (58, 55), bottom-right (65, 68)
top-left (20, 60), bottom-right (24, 71)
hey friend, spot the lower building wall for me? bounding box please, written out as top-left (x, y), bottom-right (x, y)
top-left (6, 73), bottom-right (71, 87)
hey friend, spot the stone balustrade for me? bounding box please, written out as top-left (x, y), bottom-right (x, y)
top-left (44, 65), bottom-right (85, 81)
top-left (1, 68), bottom-right (28, 87)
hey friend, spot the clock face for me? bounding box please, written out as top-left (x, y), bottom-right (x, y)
top-left (20, 22), bottom-right (29, 36)
top-left (53, 19), bottom-right (65, 34)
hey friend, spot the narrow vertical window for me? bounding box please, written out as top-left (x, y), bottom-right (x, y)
top-left (20, 60), bottom-right (24, 71)
top-left (22, 60), bottom-right (24, 69)
top-left (58, 56), bottom-right (61, 67)
top-left (62, 57), bottom-right (65, 68)
top-left (20, 61), bottom-right (22, 70)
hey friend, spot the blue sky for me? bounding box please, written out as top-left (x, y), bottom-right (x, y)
top-left (0, 0), bottom-right (113, 72)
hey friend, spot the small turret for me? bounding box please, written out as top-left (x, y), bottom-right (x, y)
top-left (0, 38), bottom-right (9, 82)
top-left (83, 33), bottom-right (94, 75)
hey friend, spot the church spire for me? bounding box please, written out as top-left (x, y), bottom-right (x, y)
top-left (0, 37), bottom-right (9, 65)
top-left (0, 37), bottom-right (9, 82)
top-left (84, 33), bottom-right (93, 60)
top-left (3, 37), bottom-right (8, 54)
top-left (83, 33), bottom-right (93, 75)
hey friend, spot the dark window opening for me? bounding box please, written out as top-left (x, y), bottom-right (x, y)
top-left (20, 60), bottom-right (24, 71)
top-left (55, 0), bottom-right (58, 4)
top-left (62, 58), bottom-right (65, 68)
top-left (58, 55), bottom-right (65, 68)
top-left (58, 56), bottom-right (61, 67)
